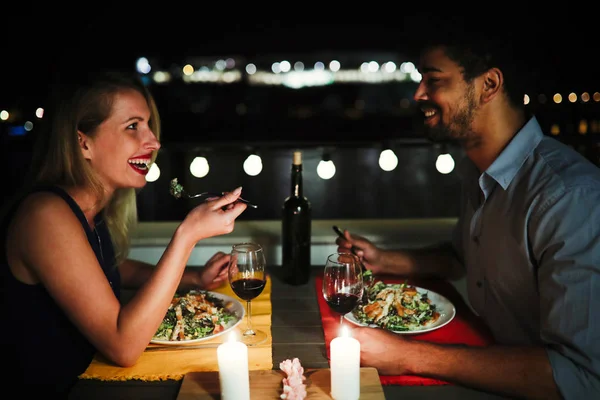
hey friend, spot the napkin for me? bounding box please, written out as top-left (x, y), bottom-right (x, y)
top-left (316, 273), bottom-right (494, 386)
top-left (79, 276), bottom-right (273, 381)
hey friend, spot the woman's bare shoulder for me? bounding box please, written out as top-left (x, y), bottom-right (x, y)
top-left (6, 191), bottom-right (88, 284)
top-left (10, 191), bottom-right (83, 234)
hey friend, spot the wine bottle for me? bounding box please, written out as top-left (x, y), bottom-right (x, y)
top-left (282, 150), bottom-right (312, 285)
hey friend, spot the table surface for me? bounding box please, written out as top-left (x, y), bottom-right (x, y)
top-left (68, 266), bottom-right (511, 400)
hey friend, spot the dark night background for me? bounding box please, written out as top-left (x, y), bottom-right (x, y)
top-left (1, 12), bottom-right (598, 221)
top-left (1, 12), bottom-right (596, 113)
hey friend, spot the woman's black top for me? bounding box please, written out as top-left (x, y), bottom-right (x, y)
top-left (0, 186), bottom-right (121, 397)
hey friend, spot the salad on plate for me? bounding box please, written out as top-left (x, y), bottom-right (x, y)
top-left (152, 290), bottom-right (242, 343)
top-left (349, 280), bottom-right (443, 332)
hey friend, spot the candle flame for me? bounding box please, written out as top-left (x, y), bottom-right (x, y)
top-left (228, 331), bottom-right (238, 343)
top-left (339, 325), bottom-right (351, 338)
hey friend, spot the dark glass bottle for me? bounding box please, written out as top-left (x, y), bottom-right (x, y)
top-left (282, 150), bottom-right (312, 285)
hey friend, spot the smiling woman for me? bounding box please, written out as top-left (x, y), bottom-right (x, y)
top-left (78, 87), bottom-right (161, 191)
top-left (0, 68), bottom-right (250, 398)
top-left (25, 69), bottom-right (163, 261)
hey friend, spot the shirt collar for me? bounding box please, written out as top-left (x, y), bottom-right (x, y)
top-left (485, 116), bottom-right (544, 190)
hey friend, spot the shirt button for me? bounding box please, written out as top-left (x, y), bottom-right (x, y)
top-left (476, 281), bottom-right (483, 288)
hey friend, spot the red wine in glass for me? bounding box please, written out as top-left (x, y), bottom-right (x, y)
top-left (322, 252), bottom-right (364, 327)
top-left (325, 293), bottom-right (361, 315)
top-left (228, 242), bottom-right (268, 346)
top-left (230, 278), bottom-right (266, 301)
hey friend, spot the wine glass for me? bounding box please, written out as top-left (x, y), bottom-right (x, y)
top-left (228, 242), bottom-right (268, 346)
top-left (322, 252), bottom-right (364, 327)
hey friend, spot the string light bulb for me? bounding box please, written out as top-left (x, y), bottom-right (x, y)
top-left (243, 153), bottom-right (263, 176)
top-left (317, 153), bottom-right (336, 179)
top-left (435, 144), bottom-right (455, 174)
top-left (145, 162), bottom-right (160, 182)
top-left (190, 156), bottom-right (210, 178)
top-left (378, 148), bottom-right (398, 171)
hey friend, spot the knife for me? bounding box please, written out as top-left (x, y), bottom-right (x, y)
top-left (145, 343), bottom-right (220, 352)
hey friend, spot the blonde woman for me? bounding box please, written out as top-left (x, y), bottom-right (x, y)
top-left (0, 69), bottom-right (248, 397)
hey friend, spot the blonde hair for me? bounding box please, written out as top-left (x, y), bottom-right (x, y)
top-left (30, 70), bottom-right (161, 265)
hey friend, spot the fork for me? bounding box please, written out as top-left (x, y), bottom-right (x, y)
top-left (185, 190), bottom-right (258, 208)
top-left (170, 178), bottom-right (258, 208)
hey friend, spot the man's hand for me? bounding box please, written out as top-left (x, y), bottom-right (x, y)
top-left (335, 229), bottom-right (385, 274)
top-left (352, 326), bottom-right (409, 375)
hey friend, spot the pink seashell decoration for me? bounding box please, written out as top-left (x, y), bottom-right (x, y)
top-left (279, 358), bottom-right (307, 400)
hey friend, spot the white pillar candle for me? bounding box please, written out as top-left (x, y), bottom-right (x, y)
top-left (217, 332), bottom-right (250, 400)
top-left (330, 325), bottom-right (361, 400)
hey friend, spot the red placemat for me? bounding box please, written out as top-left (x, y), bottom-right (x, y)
top-left (316, 273), bottom-right (494, 386)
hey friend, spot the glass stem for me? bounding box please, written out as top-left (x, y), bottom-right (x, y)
top-left (339, 314), bottom-right (343, 326)
top-left (245, 300), bottom-right (255, 336)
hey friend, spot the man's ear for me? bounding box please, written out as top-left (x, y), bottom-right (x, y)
top-left (481, 67), bottom-right (503, 103)
top-left (78, 131), bottom-right (92, 160)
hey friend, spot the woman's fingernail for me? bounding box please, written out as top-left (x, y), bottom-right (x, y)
top-left (233, 186), bottom-right (242, 195)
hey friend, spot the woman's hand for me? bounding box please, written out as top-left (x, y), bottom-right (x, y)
top-left (196, 251), bottom-right (230, 290)
top-left (179, 186), bottom-right (248, 244)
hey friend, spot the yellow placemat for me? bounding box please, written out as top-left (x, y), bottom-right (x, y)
top-left (79, 276), bottom-right (273, 381)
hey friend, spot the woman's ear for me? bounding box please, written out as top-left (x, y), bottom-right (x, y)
top-left (481, 67), bottom-right (503, 103)
top-left (78, 131), bottom-right (92, 160)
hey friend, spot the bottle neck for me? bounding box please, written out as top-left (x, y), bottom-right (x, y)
top-left (291, 164), bottom-right (303, 197)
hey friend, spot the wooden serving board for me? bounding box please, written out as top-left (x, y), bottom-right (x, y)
top-left (177, 368), bottom-right (385, 399)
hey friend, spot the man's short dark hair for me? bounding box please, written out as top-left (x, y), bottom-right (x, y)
top-left (418, 17), bottom-right (538, 109)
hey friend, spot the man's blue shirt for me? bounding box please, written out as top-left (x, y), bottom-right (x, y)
top-left (453, 116), bottom-right (600, 399)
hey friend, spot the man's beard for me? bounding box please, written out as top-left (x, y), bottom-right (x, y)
top-left (423, 85), bottom-right (477, 144)
top-left (424, 122), bottom-right (455, 143)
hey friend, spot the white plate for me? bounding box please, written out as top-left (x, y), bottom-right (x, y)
top-left (150, 290), bottom-right (245, 345)
top-left (344, 285), bottom-right (456, 335)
